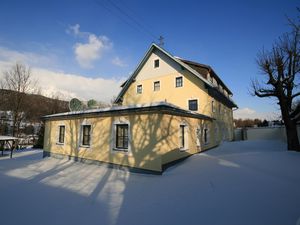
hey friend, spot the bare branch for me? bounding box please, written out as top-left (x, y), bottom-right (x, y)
top-left (291, 92), bottom-right (300, 99)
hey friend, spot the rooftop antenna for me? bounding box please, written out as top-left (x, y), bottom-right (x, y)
top-left (158, 35), bottom-right (164, 47)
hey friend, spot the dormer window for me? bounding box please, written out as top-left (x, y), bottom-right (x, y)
top-left (154, 59), bottom-right (159, 68)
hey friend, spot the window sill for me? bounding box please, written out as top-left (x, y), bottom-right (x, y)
top-left (179, 148), bottom-right (189, 152)
top-left (79, 145), bottom-right (91, 149)
top-left (113, 148), bottom-right (129, 152)
top-left (56, 142), bottom-right (64, 146)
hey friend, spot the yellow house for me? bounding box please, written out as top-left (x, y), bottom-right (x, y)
top-left (43, 43), bottom-right (237, 173)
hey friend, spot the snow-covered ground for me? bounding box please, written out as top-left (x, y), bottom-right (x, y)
top-left (0, 140), bottom-right (300, 225)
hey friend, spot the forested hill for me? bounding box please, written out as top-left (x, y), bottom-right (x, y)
top-left (0, 89), bottom-right (69, 122)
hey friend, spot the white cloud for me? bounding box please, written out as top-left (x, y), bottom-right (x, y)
top-left (233, 107), bottom-right (280, 120)
top-left (0, 47), bottom-right (122, 103)
top-left (74, 34), bottom-right (112, 69)
top-left (66, 24), bottom-right (89, 38)
top-left (67, 24), bottom-right (81, 36)
top-left (112, 56), bottom-right (127, 67)
top-left (67, 24), bottom-right (113, 69)
top-left (0, 47), bottom-right (55, 67)
top-left (31, 67), bottom-right (121, 102)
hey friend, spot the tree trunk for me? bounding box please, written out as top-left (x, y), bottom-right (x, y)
top-left (285, 121), bottom-right (300, 151)
top-left (279, 97), bottom-right (300, 151)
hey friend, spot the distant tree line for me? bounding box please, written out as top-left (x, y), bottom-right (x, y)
top-left (234, 118), bottom-right (283, 128)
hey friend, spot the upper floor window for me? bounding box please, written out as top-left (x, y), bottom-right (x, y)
top-left (137, 84), bottom-right (142, 94)
top-left (188, 99), bottom-right (198, 111)
top-left (212, 100), bottom-right (215, 113)
top-left (154, 81), bottom-right (160, 91)
top-left (154, 59), bottom-right (160, 68)
top-left (81, 125), bottom-right (91, 146)
top-left (115, 124), bottom-right (129, 150)
top-left (175, 77), bottom-right (183, 87)
top-left (58, 125), bottom-right (65, 144)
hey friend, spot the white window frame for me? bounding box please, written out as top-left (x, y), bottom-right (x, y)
top-left (56, 123), bottom-right (65, 145)
top-left (137, 84), bottom-right (143, 94)
top-left (187, 98), bottom-right (199, 111)
top-left (212, 100), bottom-right (215, 113)
top-left (196, 127), bottom-right (201, 147)
top-left (79, 120), bottom-right (92, 149)
top-left (154, 59), bottom-right (160, 68)
top-left (179, 122), bottom-right (189, 151)
top-left (175, 76), bottom-right (183, 88)
top-left (112, 119), bottom-right (131, 153)
top-left (203, 125), bottom-right (210, 145)
top-left (153, 81), bottom-right (160, 91)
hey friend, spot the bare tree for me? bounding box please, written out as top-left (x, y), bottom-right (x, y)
top-left (251, 10), bottom-right (300, 151)
top-left (1, 63), bottom-right (34, 137)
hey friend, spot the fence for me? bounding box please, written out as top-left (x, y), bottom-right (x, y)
top-left (234, 125), bottom-right (300, 142)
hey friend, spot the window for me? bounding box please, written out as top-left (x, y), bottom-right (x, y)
top-left (188, 99), bottom-right (198, 111)
top-left (154, 81), bottom-right (160, 91)
top-left (115, 124), bottom-right (129, 150)
top-left (204, 127), bottom-right (209, 144)
top-left (179, 124), bottom-right (188, 150)
top-left (175, 77), bottom-right (183, 87)
top-left (81, 125), bottom-right (91, 146)
top-left (179, 125), bottom-right (185, 149)
top-left (58, 125), bottom-right (65, 144)
top-left (196, 128), bottom-right (201, 147)
top-left (154, 59), bottom-right (159, 68)
top-left (212, 100), bottom-right (215, 113)
top-left (137, 84), bottom-right (142, 94)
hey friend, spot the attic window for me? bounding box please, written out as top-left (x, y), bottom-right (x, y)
top-left (154, 59), bottom-right (159, 68)
top-left (137, 85), bottom-right (142, 94)
top-left (175, 77), bottom-right (183, 87)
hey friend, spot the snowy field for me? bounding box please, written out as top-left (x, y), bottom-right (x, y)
top-left (0, 140), bottom-right (300, 225)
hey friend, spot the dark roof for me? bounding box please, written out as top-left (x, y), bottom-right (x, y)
top-left (179, 59), bottom-right (233, 95)
top-left (43, 102), bottom-right (213, 121)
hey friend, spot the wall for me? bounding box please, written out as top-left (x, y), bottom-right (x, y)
top-left (122, 48), bottom-right (234, 141)
top-left (159, 115), bottom-right (219, 165)
top-left (44, 113), bottom-right (163, 172)
top-left (44, 112), bottom-right (220, 172)
top-left (234, 126), bottom-right (300, 142)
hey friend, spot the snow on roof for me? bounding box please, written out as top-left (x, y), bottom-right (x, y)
top-left (43, 101), bottom-right (212, 120)
top-left (0, 136), bottom-right (18, 140)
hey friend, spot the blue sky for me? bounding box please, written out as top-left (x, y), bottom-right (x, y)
top-left (0, 0), bottom-right (299, 119)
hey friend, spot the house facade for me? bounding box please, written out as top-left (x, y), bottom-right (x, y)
top-left (43, 44), bottom-right (237, 173)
